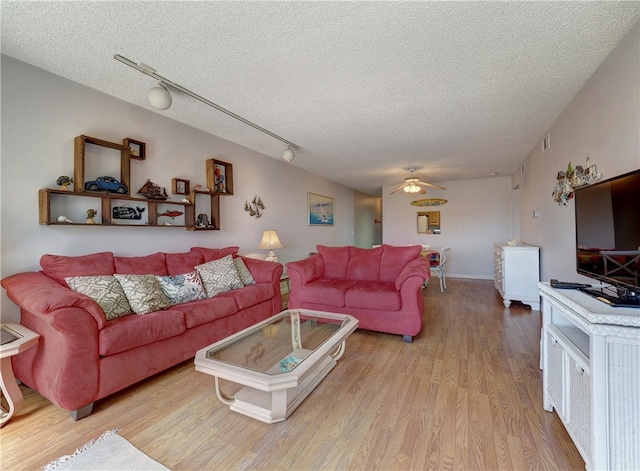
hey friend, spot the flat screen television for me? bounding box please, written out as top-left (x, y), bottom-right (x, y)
top-left (575, 168), bottom-right (640, 306)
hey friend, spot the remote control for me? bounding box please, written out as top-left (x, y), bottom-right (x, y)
top-left (550, 279), bottom-right (592, 289)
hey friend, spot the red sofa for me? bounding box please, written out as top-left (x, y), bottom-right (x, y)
top-left (285, 245), bottom-right (429, 342)
top-left (1, 247), bottom-right (282, 420)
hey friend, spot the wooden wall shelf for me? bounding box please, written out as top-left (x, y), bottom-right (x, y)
top-left (39, 135), bottom-right (233, 230)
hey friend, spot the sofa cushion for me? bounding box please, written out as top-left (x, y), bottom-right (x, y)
top-left (217, 283), bottom-right (275, 310)
top-left (233, 257), bottom-right (255, 286)
top-left (165, 251), bottom-right (204, 275)
top-left (345, 280), bottom-right (401, 311)
top-left (114, 252), bottom-right (168, 276)
top-left (346, 246), bottom-right (382, 281)
top-left (196, 255), bottom-right (244, 297)
top-left (40, 252), bottom-right (115, 286)
top-left (317, 245), bottom-right (350, 279)
top-left (65, 275), bottom-right (132, 320)
top-left (297, 279), bottom-right (357, 307)
top-left (177, 297), bottom-right (239, 329)
top-left (99, 309), bottom-right (186, 356)
top-left (114, 274), bottom-right (171, 314)
top-left (190, 246), bottom-right (239, 263)
top-left (379, 244), bottom-right (422, 282)
top-left (156, 271), bottom-right (207, 306)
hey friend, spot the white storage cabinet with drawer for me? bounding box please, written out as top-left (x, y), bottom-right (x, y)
top-left (539, 283), bottom-right (640, 471)
top-left (494, 243), bottom-right (540, 310)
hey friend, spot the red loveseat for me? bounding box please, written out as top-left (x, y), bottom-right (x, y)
top-left (1, 247), bottom-right (282, 420)
top-left (285, 245), bottom-right (430, 342)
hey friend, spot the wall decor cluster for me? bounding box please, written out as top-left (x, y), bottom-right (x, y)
top-left (39, 135), bottom-right (234, 231)
top-left (245, 196), bottom-right (265, 218)
top-left (552, 157), bottom-right (602, 206)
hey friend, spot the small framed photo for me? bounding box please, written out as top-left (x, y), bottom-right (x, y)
top-left (171, 178), bottom-right (190, 195)
top-left (308, 192), bottom-right (335, 226)
top-left (124, 138), bottom-right (146, 160)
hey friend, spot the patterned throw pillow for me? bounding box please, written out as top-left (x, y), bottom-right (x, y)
top-left (156, 271), bottom-right (207, 306)
top-left (114, 274), bottom-right (170, 315)
top-left (233, 257), bottom-right (255, 286)
top-left (65, 275), bottom-right (132, 320)
top-left (196, 255), bottom-right (244, 297)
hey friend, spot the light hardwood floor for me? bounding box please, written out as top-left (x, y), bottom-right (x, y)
top-left (0, 279), bottom-right (584, 470)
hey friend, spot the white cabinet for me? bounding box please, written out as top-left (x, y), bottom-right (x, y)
top-left (540, 283), bottom-right (640, 471)
top-left (494, 243), bottom-right (540, 310)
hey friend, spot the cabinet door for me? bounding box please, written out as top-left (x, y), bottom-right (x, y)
top-left (547, 331), bottom-right (565, 419)
top-left (568, 357), bottom-right (591, 462)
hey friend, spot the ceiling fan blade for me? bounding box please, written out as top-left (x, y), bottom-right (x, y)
top-left (389, 184), bottom-right (406, 195)
top-left (418, 181), bottom-right (446, 191)
top-left (419, 188), bottom-right (427, 194)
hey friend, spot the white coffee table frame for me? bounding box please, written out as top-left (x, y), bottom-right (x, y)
top-left (194, 309), bottom-right (358, 423)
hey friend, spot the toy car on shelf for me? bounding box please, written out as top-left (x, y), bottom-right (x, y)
top-left (84, 176), bottom-right (128, 194)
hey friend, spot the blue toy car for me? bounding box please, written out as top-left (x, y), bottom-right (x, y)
top-left (84, 176), bottom-right (128, 194)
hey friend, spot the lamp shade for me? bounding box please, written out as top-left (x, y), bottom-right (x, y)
top-left (258, 229), bottom-right (284, 250)
top-left (148, 84), bottom-right (172, 110)
top-left (258, 229), bottom-right (283, 262)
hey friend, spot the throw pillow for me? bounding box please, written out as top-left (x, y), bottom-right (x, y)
top-left (114, 274), bottom-right (170, 315)
top-left (156, 271), bottom-right (207, 306)
top-left (196, 255), bottom-right (244, 297)
top-left (65, 275), bottom-right (132, 320)
top-left (233, 257), bottom-right (255, 286)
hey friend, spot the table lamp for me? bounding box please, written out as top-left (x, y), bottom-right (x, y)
top-left (258, 229), bottom-right (284, 262)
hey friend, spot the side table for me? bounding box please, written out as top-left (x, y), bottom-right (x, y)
top-left (1, 323), bottom-right (39, 426)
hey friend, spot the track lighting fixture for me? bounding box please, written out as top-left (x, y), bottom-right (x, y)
top-left (281, 145), bottom-right (295, 163)
top-left (147, 83), bottom-right (172, 110)
top-left (114, 54), bottom-right (300, 162)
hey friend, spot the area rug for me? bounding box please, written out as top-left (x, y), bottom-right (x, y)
top-left (42, 429), bottom-right (170, 471)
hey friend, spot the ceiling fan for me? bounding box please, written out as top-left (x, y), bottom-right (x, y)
top-left (389, 168), bottom-right (446, 195)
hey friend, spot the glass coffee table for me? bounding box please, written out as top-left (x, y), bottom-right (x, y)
top-left (194, 309), bottom-right (358, 423)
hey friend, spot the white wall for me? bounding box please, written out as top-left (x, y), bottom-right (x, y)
top-left (382, 176), bottom-right (513, 279)
top-left (516, 21), bottom-right (640, 284)
top-left (0, 55), bottom-right (358, 322)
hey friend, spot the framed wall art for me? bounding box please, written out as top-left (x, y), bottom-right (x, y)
top-left (308, 193), bottom-right (334, 226)
top-left (123, 138), bottom-right (146, 160)
top-left (171, 178), bottom-right (190, 195)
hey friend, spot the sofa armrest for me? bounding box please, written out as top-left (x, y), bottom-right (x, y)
top-left (240, 257), bottom-right (283, 284)
top-left (395, 258), bottom-right (430, 290)
top-left (2, 272), bottom-right (107, 329)
top-left (285, 254), bottom-right (324, 286)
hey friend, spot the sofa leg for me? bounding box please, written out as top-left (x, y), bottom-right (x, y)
top-left (403, 335), bottom-right (413, 343)
top-left (70, 403), bottom-right (94, 421)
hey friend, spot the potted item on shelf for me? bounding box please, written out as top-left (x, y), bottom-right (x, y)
top-left (137, 179), bottom-right (168, 200)
top-left (56, 176), bottom-right (73, 191)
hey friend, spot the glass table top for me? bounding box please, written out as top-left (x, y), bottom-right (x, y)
top-left (205, 310), bottom-right (350, 375)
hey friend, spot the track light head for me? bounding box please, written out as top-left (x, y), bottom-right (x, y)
top-left (148, 83), bottom-right (172, 110)
top-left (282, 145), bottom-right (295, 163)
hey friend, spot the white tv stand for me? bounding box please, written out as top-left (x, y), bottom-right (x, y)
top-left (539, 283), bottom-right (640, 471)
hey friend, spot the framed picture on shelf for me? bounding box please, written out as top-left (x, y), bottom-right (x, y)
top-left (308, 193), bottom-right (334, 226)
top-left (171, 178), bottom-right (190, 195)
top-left (205, 159), bottom-right (234, 195)
top-left (124, 138), bottom-right (146, 160)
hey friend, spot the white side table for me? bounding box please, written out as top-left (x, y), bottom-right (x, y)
top-left (1, 323), bottom-right (39, 426)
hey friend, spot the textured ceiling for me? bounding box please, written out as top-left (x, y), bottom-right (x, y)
top-left (2, 2), bottom-right (639, 195)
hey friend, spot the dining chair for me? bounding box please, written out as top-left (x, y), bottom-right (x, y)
top-left (431, 246), bottom-right (451, 292)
